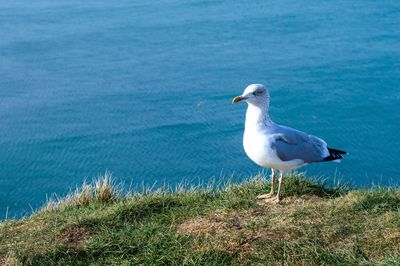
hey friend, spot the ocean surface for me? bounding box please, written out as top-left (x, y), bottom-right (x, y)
top-left (1, 0), bottom-right (399, 219)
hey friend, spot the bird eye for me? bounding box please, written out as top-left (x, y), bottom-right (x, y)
top-left (253, 90), bottom-right (262, 96)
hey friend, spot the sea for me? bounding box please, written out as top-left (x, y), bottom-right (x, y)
top-left (1, 0), bottom-right (399, 219)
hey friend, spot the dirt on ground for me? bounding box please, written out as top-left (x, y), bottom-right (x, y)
top-left (58, 226), bottom-right (90, 246)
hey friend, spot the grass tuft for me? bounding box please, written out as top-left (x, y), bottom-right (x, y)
top-left (42, 172), bottom-right (118, 212)
top-left (94, 172), bottom-right (118, 203)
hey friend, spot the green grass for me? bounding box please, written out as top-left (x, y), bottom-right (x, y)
top-left (0, 173), bottom-right (399, 265)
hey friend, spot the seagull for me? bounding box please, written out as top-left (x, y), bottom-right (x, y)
top-left (232, 84), bottom-right (347, 203)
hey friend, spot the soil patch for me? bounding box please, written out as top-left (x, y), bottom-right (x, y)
top-left (58, 226), bottom-right (90, 246)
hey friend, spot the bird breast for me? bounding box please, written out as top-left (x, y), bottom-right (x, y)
top-left (243, 128), bottom-right (279, 168)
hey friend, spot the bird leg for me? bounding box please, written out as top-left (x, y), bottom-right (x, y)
top-left (257, 169), bottom-right (276, 199)
top-left (263, 171), bottom-right (283, 203)
top-left (274, 171), bottom-right (284, 203)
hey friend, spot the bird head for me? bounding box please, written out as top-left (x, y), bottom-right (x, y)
top-left (232, 84), bottom-right (269, 107)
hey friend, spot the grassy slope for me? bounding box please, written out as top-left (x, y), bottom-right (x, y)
top-left (0, 174), bottom-right (399, 265)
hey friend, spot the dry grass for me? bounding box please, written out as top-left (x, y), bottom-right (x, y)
top-left (0, 254), bottom-right (7, 265)
top-left (178, 196), bottom-right (327, 255)
top-left (42, 172), bottom-right (118, 211)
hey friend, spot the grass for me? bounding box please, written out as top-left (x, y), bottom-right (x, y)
top-left (0, 173), bottom-right (399, 265)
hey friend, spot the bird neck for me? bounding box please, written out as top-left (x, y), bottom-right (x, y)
top-left (245, 103), bottom-right (272, 130)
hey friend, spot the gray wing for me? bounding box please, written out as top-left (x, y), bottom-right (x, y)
top-left (270, 125), bottom-right (329, 163)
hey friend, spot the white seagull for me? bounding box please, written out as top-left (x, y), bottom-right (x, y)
top-left (232, 84), bottom-right (347, 203)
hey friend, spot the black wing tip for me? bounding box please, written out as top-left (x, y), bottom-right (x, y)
top-left (327, 147), bottom-right (348, 155)
top-left (322, 147), bottom-right (348, 162)
top-left (322, 154), bottom-right (343, 162)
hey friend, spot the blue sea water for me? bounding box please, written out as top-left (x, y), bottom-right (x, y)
top-left (0, 0), bottom-right (399, 219)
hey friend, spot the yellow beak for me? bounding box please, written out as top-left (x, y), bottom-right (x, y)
top-left (232, 96), bottom-right (244, 103)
